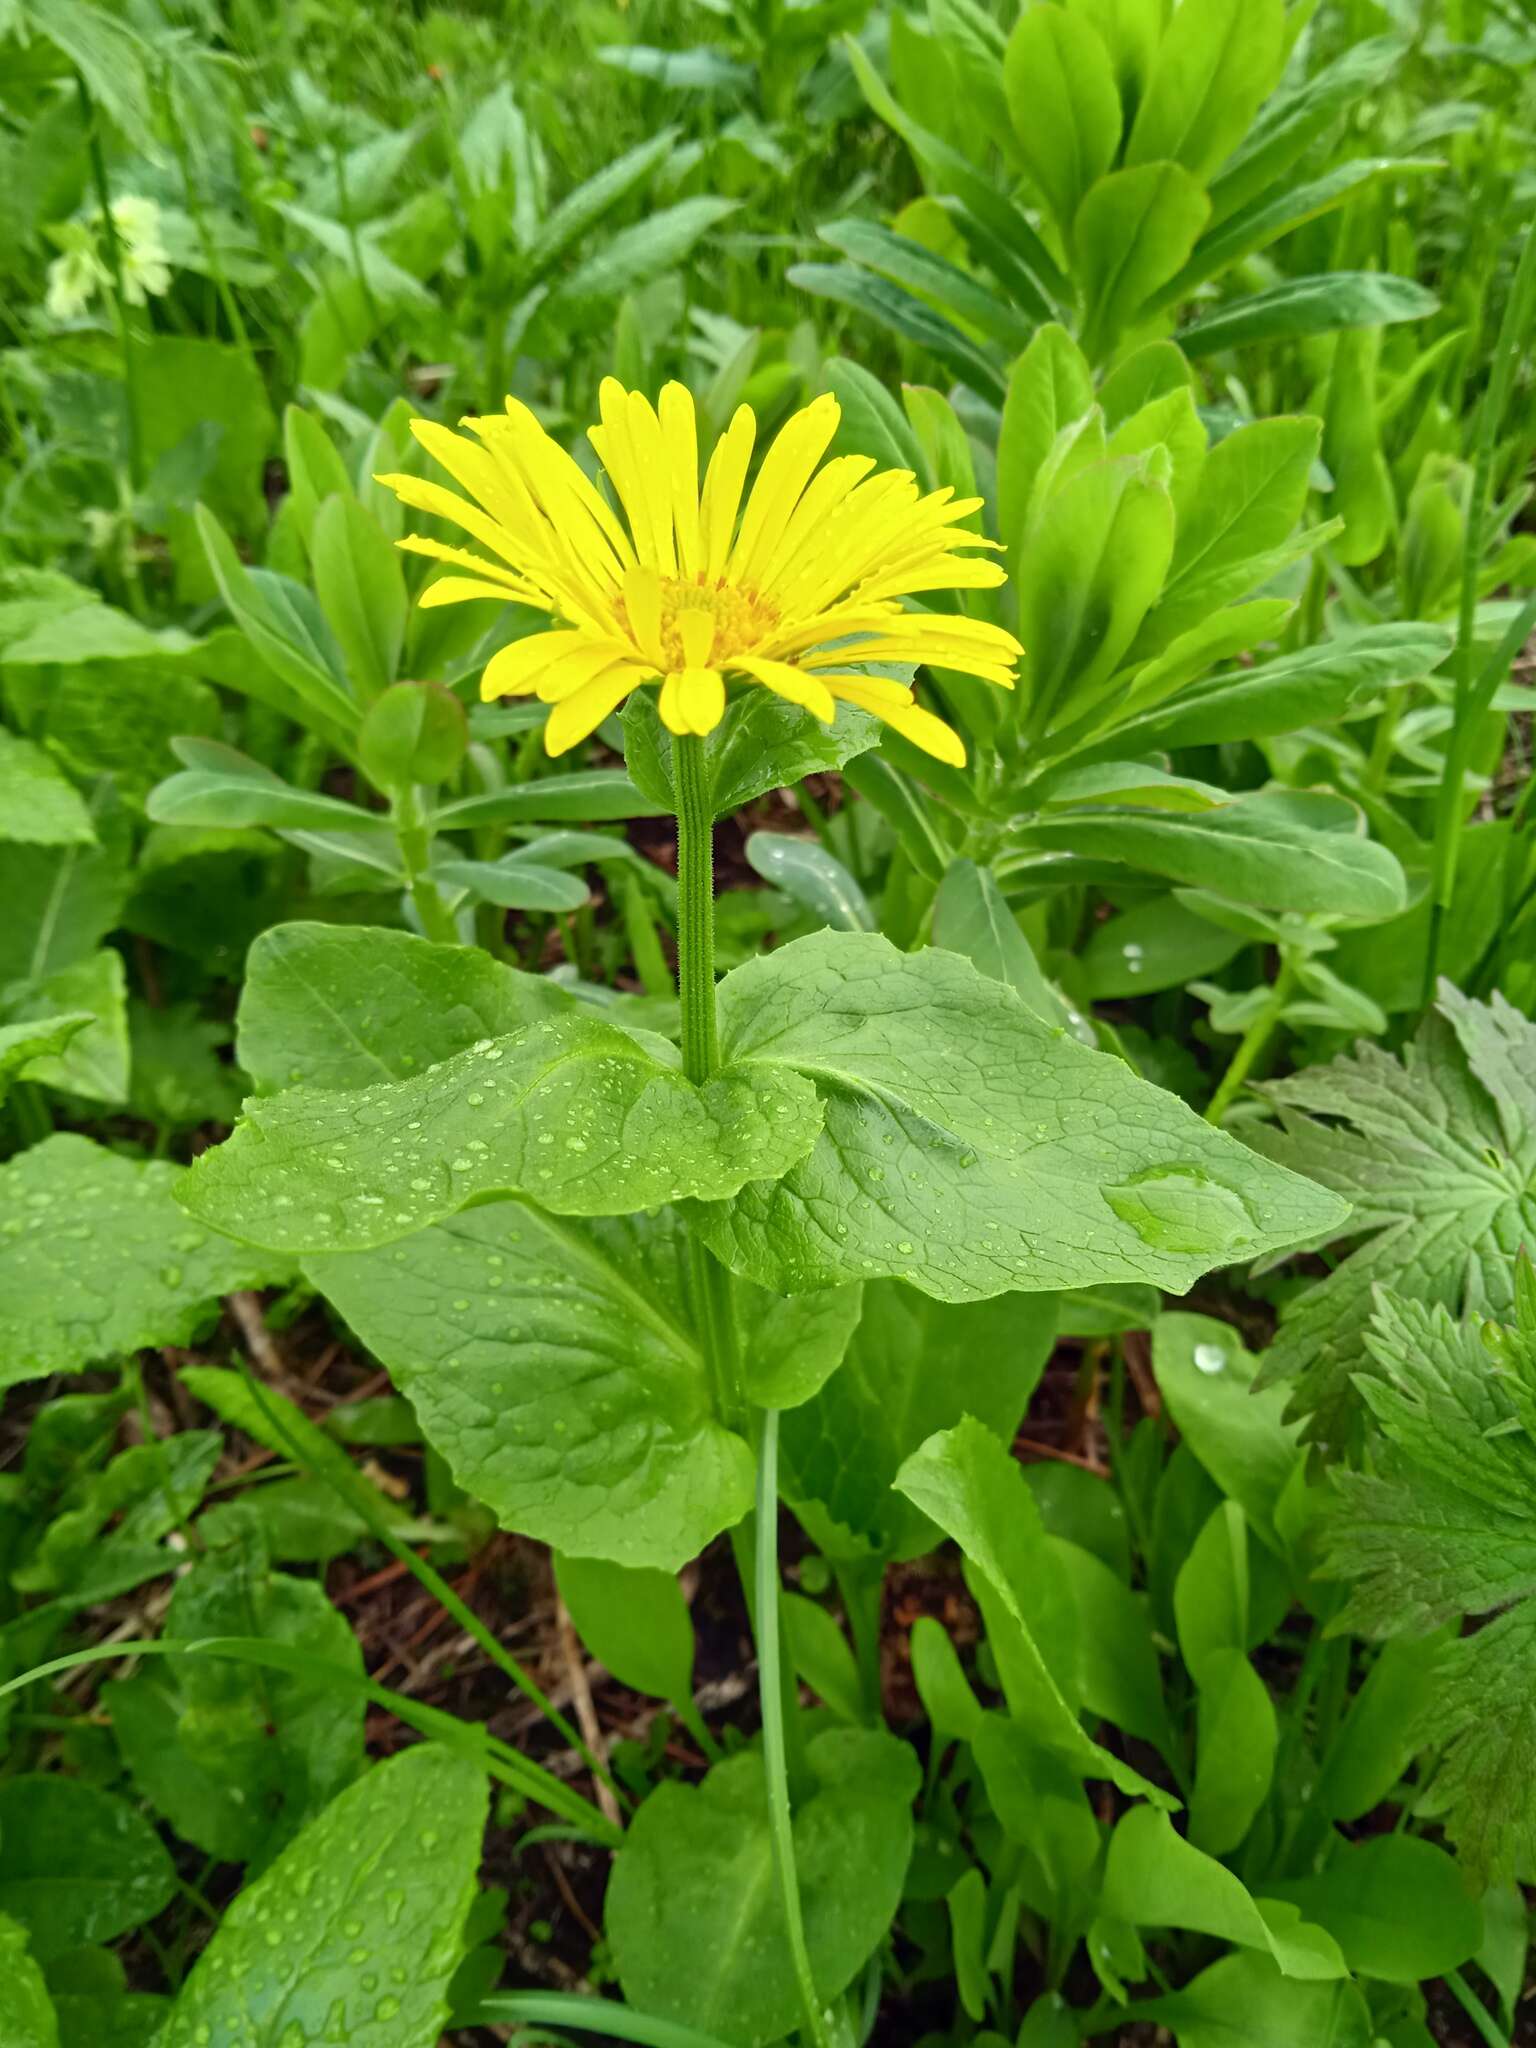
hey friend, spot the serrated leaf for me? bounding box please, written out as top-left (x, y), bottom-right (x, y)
top-left (237, 921), bottom-right (573, 1094)
top-left (697, 932), bottom-right (1347, 1303)
top-left (157, 1746), bottom-right (486, 2048)
top-left (307, 1201), bottom-right (858, 1569)
top-left (1252, 987), bottom-right (1536, 1437)
top-left (0, 1135), bottom-right (287, 1391)
top-left (179, 1010), bottom-right (824, 1255)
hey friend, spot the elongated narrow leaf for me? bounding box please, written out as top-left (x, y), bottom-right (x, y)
top-left (1181, 273), bottom-right (1438, 356)
top-left (787, 262), bottom-right (1006, 405)
top-left (524, 128), bottom-right (677, 279)
top-left (818, 219), bottom-right (1030, 351)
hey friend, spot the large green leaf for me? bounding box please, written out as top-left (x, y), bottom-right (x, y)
top-left (696, 932), bottom-right (1347, 1303)
top-left (1003, 6), bottom-right (1121, 241)
top-left (157, 1746), bottom-right (485, 2048)
top-left (308, 1202), bottom-right (858, 1568)
top-left (0, 1136), bottom-right (286, 1392)
top-left (1075, 162), bottom-right (1210, 360)
top-left (179, 1011), bottom-right (824, 1254)
top-left (1180, 272), bottom-right (1438, 357)
top-left (606, 1729), bottom-right (919, 2048)
top-left (1265, 1835), bottom-right (1482, 1985)
top-left (0, 1014), bottom-right (93, 1106)
top-left (0, 1916), bottom-right (55, 2048)
top-left (1019, 790), bottom-right (1406, 918)
top-left (1144, 1952), bottom-right (1372, 2048)
top-left (235, 921), bottom-right (572, 1093)
top-left (0, 1778), bottom-right (175, 1963)
top-left (782, 1281), bottom-right (1056, 1561)
top-left (0, 782), bottom-right (130, 986)
top-left (1125, 0), bottom-right (1285, 184)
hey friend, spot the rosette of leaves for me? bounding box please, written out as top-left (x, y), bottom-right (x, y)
top-left (798, 1), bottom-right (1437, 376)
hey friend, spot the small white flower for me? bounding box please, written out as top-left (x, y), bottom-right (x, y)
top-left (45, 240), bottom-right (107, 321)
top-left (110, 193), bottom-right (173, 304)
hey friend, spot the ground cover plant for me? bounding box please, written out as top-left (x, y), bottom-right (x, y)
top-left (1, 0), bottom-right (1535, 2044)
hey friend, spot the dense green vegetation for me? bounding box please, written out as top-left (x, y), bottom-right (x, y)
top-left (2, 1), bottom-right (1535, 2043)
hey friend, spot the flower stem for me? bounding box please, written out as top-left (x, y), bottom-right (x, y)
top-left (755, 1410), bottom-right (834, 2048)
top-left (391, 783), bottom-right (459, 944)
top-left (673, 735), bottom-right (719, 1084)
top-left (1205, 957), bottom-right (1297, 1126)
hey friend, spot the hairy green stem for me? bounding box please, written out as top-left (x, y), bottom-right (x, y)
top-left (1205, 958), bottom-right (1297, 1125)
top-left (77, 72), bottom-right (144, 490)
top-left (756, 1411), bottom-right (834, 2048)
top-left (673, 735), bottom-right (720, 1083)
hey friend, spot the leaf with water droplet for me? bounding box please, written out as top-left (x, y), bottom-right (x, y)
top-left (696, 932), bottom-right (1348, 1302)
top-left (157, 1746), bottom-right (485, 2048)
top-left (0, 1135), bottom-right (288, 1393)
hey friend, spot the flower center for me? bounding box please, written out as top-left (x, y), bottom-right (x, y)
top-left (656, 572), bottom-right (779, 668)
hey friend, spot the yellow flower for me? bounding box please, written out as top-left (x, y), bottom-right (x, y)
top-left (376, 380), bottom-right (1022, 765)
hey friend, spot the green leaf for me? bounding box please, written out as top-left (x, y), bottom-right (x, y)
top-left (1252, 989), bottom-right (1536, 1436)
top-left (787, 261), bottom-right (1007, 406)
top-left (1144, 1952), bottom-right (1372, 2048)
top-left (818, 219), bottom-right (1030, 352)
top-left (996, 325), bottom-right (1094, 545)
top-left (431, 767), bottom-right (667, 828)
top-left (1003, 6), bottom-right (1122, 241)
top-left (196, 504), bottom-right (356, 731)
top-left (1265, 1836), bottom-right (1482, 1985)
top-left (554, 1553), bottom-right (695, 1706)
top-left (0, 1013), bottom-right (93, 1106)
top-left (896, 1417), bottom-right (1170, 1800)
top-left (107, 1515), bottom-right (364, 1867)
top-left (311, 494), bottom-right (407, 701)
top-left (434, 855), bottom-right (590, 913)
top-left (146, 739), bottom-right (381, 834)
top-left (744, 832), bottom-right (873, 932)
top-left (606, 1729), bottom-right (919, 2048)
top-left (180, 1010), bottom-right (823, 1255)
top-left (1049, 1535), bottom-right (1173, 1753)
top-left (1125, 0), bottom-right (1285, 184)
top-left (700, 932), bottom-right (1342, 1302)
top-left (1208, 33), bottom-right (1408, 221)
top-left (1080, 895), bottom-right (1243, 1001)
top-left (236, 922), bottom-right (573, 1094)
top-left (1095, 622), bottom-right (1455, 757)
top-left (0, 1778), bottom-right (175, 1963)
top-left (523, 129), bottom-right (677, 280)
top-left (932, 858), bottom-right (1070, 1025)
top-left (1146, 416), bottom-right (1320, 648)
top-left (157, 1746), bottom-right (486, 2048)
top-left (1020, 789), bottom-right (1406, 917)
top-left (0, 732), bottom-right (94, 846)
top-left (781, 1281), bottom-right (1056, 1562)
top-left (1188, 1647), bottom-right (1277, 1856)
top-left (4, 949), bottom-right (129, 1105)
top-left (1075, 163), bottom-right (1210, 361)
top-left (1152, 1314), bottom-right (1299, 1549)
top-left (0, 1915), bottom-right (58, 2048)
top-left (1180, 272), bottom-right (1438, 357)
top-left (547, 197), bottom-right (739, 313)
top-left (0, 1135), bottom-right (286, 1392)
top-left (1318, 1286), bottom-right (1536, 1880)
top-left (306, 1202), bottom-right (857, 1568)
top-left (0, 781), bottom-right (130, 985)
top-left (1101, 1806), bottom-right (1345, 1978)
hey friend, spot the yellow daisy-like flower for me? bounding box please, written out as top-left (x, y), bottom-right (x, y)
top-left (376, 379), bottom-right (1022, 765)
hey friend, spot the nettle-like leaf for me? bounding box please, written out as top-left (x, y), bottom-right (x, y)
top-left (0, 1136), bottom-right (288, 1392)
top-left (697, 932), bottom-right (1346, 1302)
top-left (1320, 1285), bottom-right (1536, 1883)
top-left (1252, 985), bottom-right (1536, 1441)
top-left (308, 1202), bottom-right (860, 1570)
top-left (158, 1745), bottom-right (486, 2048)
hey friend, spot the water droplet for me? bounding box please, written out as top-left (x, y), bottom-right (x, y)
top-left (1102, 1164), bottom-right (1256, 1255)
top-left (1193, 1342), bottom-right (1228, 1375)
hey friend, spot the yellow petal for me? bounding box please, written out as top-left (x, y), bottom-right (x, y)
top-left (659, 668), bottom-right (725, 735)
top-left (481, 629), bottom-right (590, 699)
top-left (676, 608), bottom-right (716, 669)
top-left (729, 392), bottom-right (840, 587)
top-left (659, 382), bottom-right (702, 576)
top-left (622, 563), bottom-right (666, 668)
top-left (534, 640), bottom-right (644, 703)
top-left (419, 575), bottom-right (529, 608)
top-left (545, 664), bottom-right (646, 756)
top-left (731, 656), bottom-right (836, 722)
top-left (700, 404), bottom-right (756, 580)
top-left (829, 682), bottom-right (967, 766)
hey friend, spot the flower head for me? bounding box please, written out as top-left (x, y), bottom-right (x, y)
top-left (110, 196), bottom-right (172, 305)
top-left (45, 235), bottom-right (108, 322)
top-left (377, 381), bottom-right (1022, 764)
